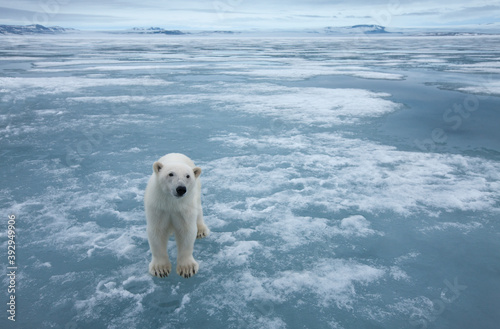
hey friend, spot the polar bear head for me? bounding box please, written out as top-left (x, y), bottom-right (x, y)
top-left (153, 161), bottom-right (201, 198)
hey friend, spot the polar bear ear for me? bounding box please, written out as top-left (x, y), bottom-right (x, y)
top-left (153, 161), bottom-right (163, 174)
top-left (193, 166), bottom-right (202, 178)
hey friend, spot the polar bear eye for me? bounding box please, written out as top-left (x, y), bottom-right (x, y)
top-left (186, 174), bottom-right (190, 179)
top-left (168, 173), bottom-right (174, 177)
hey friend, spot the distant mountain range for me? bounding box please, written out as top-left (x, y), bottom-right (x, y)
top-left (128, 25), bottom-right (388, 35)
top-left (0, 24), bottom-right (393, 36)
top-left (128, 27), bottom-right (239, 35)
top-left (0, 24), bottom-right (497, 36)
top-left (0, 24), bottom-right (74, 35)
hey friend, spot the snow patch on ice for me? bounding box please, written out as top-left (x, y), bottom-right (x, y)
top-left (389, 266), bottom-right (410, 281)
top-left (0, 76), bottom-right (172, 100)
top-left (447, 61), bottom-right (500, 74)
top-left (255, 212), bottom-right (381, 249)
top-left (204, 83), bottom-right (400, 126)
top-left (458, 81), bottom-right (500, 95)
top-left (174, 294), bottom-right (191, 314)
top-left (254, 260), bottom-right (385, 309)
top-left (204, 133), bottom-right (500, 216)
top-left (421, 221), bottom-right (483, 233)
top-left (339, 215), bottom-right (379, 236)
top-left (222, 65), bottom-right (404, 80)
top-left (215, 240), bottom-right (261, 266)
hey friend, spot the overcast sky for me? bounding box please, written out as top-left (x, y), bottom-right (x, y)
top-left (0, 0), bottom-right (499, 30)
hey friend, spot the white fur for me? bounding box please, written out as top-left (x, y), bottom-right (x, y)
top-left (144, 153), bottom-right (209, 278)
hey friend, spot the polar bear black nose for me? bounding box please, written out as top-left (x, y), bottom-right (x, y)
top-left (176, 186), bottom-right (187, 196)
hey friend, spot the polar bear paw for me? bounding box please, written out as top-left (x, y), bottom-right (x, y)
top-left (196, 224), bottom-right (210, 239)
top-left (176, 258), bottom-right (199, 278)
top-left (149, 259), bottom-right (171, 278)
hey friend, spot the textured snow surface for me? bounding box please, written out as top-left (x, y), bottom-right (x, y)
top-left (1, 35), bottom-right (500, 329)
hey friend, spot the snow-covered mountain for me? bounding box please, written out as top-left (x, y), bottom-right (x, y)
top-left (323, 25), bottom-right (389, 34)
top-left (129, 27), bottom-right (185, 35)
top-left (127, 27), bottom-right (238, 35)
top-left (0, 24), bottom-right (74, 35)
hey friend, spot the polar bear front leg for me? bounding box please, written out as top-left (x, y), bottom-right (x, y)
top-left (147, 227), bottom-right (172, 278)
top-left (196, 207), bottom-right (210, 239)
top-left (175, 223), bottom-right (199, 278)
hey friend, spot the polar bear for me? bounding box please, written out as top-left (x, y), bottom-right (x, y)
top-left (144, 153), bottom-right (209, 278)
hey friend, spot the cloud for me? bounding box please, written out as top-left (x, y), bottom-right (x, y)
top-left (0, 5), bottom-right (127, 27)
top-left (0, 7), bottom-right (37, 22)
top-left (0, 0), bottom-right (497, 29)
top-left (439, 5), bottom-right (500, 21)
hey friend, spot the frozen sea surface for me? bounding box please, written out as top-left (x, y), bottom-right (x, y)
top-left (1, 34), bottom-right (500, 329)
